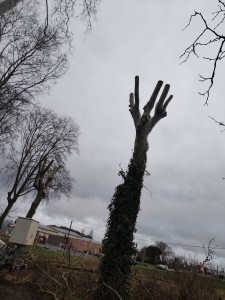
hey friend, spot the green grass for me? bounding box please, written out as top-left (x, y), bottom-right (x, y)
top-left (213, 277), bottom-right (225, 290)
top-left (0, 234), bottom-right (9, 244)
top-left (23, 244), bottom-right (100, 269)
top-left (2, 235), bottom-right (225, 299)
top-left (24, 244), bottom-right (64, 257)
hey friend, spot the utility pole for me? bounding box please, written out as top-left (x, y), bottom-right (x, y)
top-left (62, 220), bottom-right (73, 300)
top-left (63, 220), bottom-right (73, 257)
top-left (67, 221), bottom-right (73, 270)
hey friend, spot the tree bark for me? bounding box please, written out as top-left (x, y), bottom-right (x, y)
top-left (0, 200), bottom-right (15, 228)
top-left (94, 76), bottom-right (173, 300)
top-left (26, 192), bottom-right (43, 219)
top-left (25, 160), bottom-right (61, 219)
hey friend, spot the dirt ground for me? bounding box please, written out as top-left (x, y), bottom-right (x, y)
top-left (0, 245), bottom-right (224, 300)
top-left (0, 264), bottom-right (45, 300)
top-left (0, 279), bottom-right (42, 300)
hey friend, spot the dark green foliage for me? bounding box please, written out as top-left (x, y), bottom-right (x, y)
top-left (94, 156), bottom-right (146, 299)
top-left (137, 246), bottom-right (162, 265)
top-left (145, 246), bottom-right (162, 265)
top-left (136, 256), bottom-right (142, 263)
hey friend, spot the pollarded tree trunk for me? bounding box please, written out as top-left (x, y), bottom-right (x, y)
top-left (26, 159), bottom-right (61, 219)
top-left (26, 191), bottom-right (44, 219)
top-left (94, 76), bottom-right (173, 300)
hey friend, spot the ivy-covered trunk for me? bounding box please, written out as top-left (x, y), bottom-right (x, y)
top-left (94, 76), bottom-right (173, 299)
top-left (96, 157), bottom-right (146, 299)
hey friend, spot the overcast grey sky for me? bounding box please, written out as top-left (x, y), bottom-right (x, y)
top-left (9, 0), bottom-right (225, 266)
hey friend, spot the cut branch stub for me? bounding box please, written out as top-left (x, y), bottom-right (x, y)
top-left (155, 83), bottom-right (170, 112)
top-left (143, 80), bottom-right (163, 114)
top-left (129, 76), bottom-right (141, 127)
top-left (130, 76), bottom-right (173, 132)
top-left (134, 75), bottom-right (140, 111)
top-left (131, 76), bottom-right (173, 167)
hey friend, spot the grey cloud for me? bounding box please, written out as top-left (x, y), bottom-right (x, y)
top-left (2, 0), bottom-right (225, 267)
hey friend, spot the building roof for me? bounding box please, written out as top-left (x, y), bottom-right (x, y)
top-left (38, 224), bottom-right (102, 244)
top-left (51, 226), bottom-right (82, 238)
top-left (38, 224), bottom-right (58, 232)
top-left (38, 224), bottom-right (83, 238)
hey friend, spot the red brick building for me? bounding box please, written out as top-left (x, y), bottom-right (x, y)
top-left (37, 224), bottom-right (102, 254)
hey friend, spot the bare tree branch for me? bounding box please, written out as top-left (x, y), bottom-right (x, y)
top-left (0, 106), bottom-right (79, 226)
top-left (209, 116), bottom-right (225, 132)
top-left (0, 0), bottom-right (101, 149)
top-left (181, 2), bottom-right (225, 104)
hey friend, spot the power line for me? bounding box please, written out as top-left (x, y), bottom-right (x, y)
top-left (48, 221), bottom-right (225, 250)
top-left (53, 221), bottom-right (106, 234)
top-left (135, 238), bottom-right (225, 250)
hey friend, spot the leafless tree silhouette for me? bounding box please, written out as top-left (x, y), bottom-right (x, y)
top-left (180, 1), bottom-right (225, 105)
top-left (0, 106), bottom-right (79, 226)
top-left (0, 0), bottom-right (101, 150)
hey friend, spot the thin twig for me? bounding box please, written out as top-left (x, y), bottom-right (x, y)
top-left (180, 4), bottom-right (225, 104)
top-left (30, 282), bottom-right (59, 300)
top-left (102, 282), bottom-right (123, 300)
top-left (131, 273), bottom-right (154, 300)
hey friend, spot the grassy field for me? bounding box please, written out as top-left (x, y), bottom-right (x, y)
top-left (0, 240), bottom-right (225, 299)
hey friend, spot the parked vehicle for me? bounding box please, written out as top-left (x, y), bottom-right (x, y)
top-left (156, 264), bottom-right (168, 270)
top-left (44, 244), bottom-right (50, 249)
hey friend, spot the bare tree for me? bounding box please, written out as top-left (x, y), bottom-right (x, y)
top-left (138, 246), bottom-right (147, 262)
top-left (0, 0), bottom-right (101, 149)
top-left (0, 0), bottom-right (101, 24)
top-left (181, 1), bottom-right (225, 180)
top-left (88, 228), bottom-right (94, 239)
top-left (0, 106), bottom-right (79, 227)
top-left (0, 1), bottom-right (69, 149)
top-left (0, 0), bottom-right (101, 37)
top-left (26, 159), bottom-right (73, 218)
top-left (185, 238), bottom-right (217, 295)
top-left (154, 241), bottom-right (174, 263)
top-left (180, 1), bottom-right (225, 105)
top-left (95, 76), bottom-right (173, 300)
